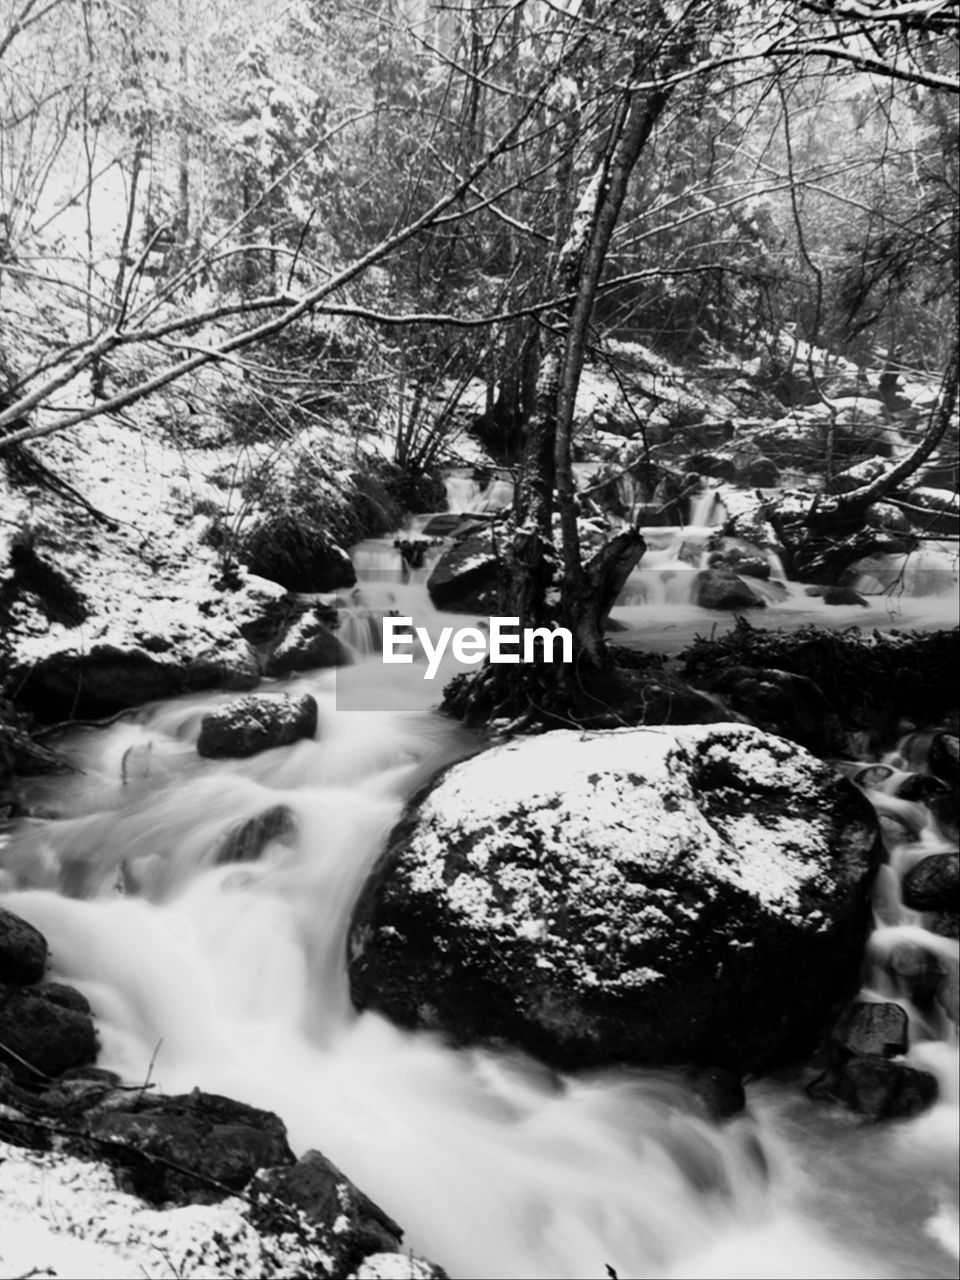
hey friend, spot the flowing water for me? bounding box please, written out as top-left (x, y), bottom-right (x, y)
top-left (1, 505), bottom-right (958, 1279)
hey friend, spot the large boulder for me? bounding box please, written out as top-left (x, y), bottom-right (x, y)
top-left (242, 514), bottom-right (356, 594)
top-left (197, 693), bottom-right (318, 759)
top-left (349, 724), bottom-right (881, 1073)
top-left (426, 533), bottom-right (499, 613)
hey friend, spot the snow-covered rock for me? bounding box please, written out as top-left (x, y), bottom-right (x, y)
top-left (426, 530), bottom-right (499, 613)
top-left (196, 692), bottom-right (318, 759)
top-left (349, 724), bottom-right (881, 1072)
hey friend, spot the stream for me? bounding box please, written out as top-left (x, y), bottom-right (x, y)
top-left (1, 488), bottom-right (958, 1279)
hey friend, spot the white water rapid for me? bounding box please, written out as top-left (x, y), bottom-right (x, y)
top-left (1, 521), bottom-right (958, 1279)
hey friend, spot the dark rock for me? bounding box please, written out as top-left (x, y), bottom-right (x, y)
top-left (693, 568), bottom-right (765, 610)
top-left (0, 983), bottom-right (98, 1082)
top-left (265, 607), bottom-right (348, 676)
top-left (901, 854), bottom-right (959, 913)
top-left (426, 532), bottom-right (499, 613)
top-left (421, 513), bottom-right (466, 537)
top-left (394, 537), bottom-right (436, 572)
top-left (737, 456), bottom-right (780, 488)
top-left (896, 773), bottom-right (949, 806)
top-left (708, 548), bottom-right (771, 581)
top-left (197, 693), bottom-right (318, 759)
top-left (13, 644), bottom-right (259, 721)
top-left (930, 912), bottom-right (959, 940)
top-left (421, 513), bottom-right (493, 538)
top-left (242, 515), bottom-right (356, 593)
top-left (684, 453), bottom-right (736, 482)
top-left (84, 1090), bottom-right (295, 1204)
top-left (821, 585), bottom-right (869, 607)
top-left (215, 805), bottom-right (298, 864)
top-left (350, 724), bottom-right (880, 1074)
top-left (238, 593), bottom-right (333, 650)
top-left (731, 557), bottom-right (771, 582)
top-left (0, 905), bottom-right (47, 984)
top-left (929, 787), bottom-right (959, 842)
top-left (937, 965), bottom-right (959, 1024)
top-left (39, 1066), bottom-right (122, 1112)
top-left (33, 981), bottom-right (92, 1014)
top-left (685, 1067), bottom-right (746, 1119)
top-left (832, 1001), bottom-right (908, 1058)
top-left (928, 732), bottom-right (959, 785)
top-left (252, 1149), bottom-right (402, 1275)
top-left (697, 665), bottom-right (843, 755)
top-left (884, 943), bottom-right (944, 1005)
top-left (807, 1055), bottom-right (937, 1120)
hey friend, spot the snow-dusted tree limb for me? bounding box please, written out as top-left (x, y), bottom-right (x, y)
top-left (835, 338), bottom-right (959, 511)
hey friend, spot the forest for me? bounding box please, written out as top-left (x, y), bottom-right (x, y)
top-left (0, 2), bottom-right (958, 1279)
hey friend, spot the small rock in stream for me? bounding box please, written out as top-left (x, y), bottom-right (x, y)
top-left (884, 943), bottom-right (944, 1005)
top-left (901, 853), bottom-right (959, 913)
top-left (832, 1001), bottom-right (908, 1058)
top-left (215, 804), bottom-right (299, 864)
top-left (197, 692), bottom-right (318, 758)
top-left (808, 1055), bottom-right (938, 1120)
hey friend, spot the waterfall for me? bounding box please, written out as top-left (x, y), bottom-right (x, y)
top-left (444, 469), bottom-right (515, 513)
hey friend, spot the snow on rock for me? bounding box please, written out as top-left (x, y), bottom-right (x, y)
top-left (350, 1255), bottom-right (447, 1279)
top-left (1, 420), bottom-right (296, 718)
top-left (426, 531), bottom-right (499, 613)
top-left (196, 692), bottom-right (318, 759)
top-left (0, 1140), bottom-right (334, 1279)
top-left (349, 723), bottom-right (881, 1073)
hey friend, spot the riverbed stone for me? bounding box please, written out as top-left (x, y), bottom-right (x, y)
top-left (695, 664), bottom-right (843, 755)
top-left (832, 1001), bottom-right (908, 1058)
top-left (693, 568), bottom-right (765, 610)
top-left (265, 607), bottom-right (349, 676)
top-left (215, 805), bottom-right (298, 864)
top-left (901, 853), bottom-right (959, 913)
top-left (15, 644), bottom-right (261, 720)
top-left (0, 983), bottom-right (98, 1082)
top-left (928, 732), bottom-right (959, 784)
top-left (197, 693), bottom-right (318, 759)
top-left (884, 943), bottom-right (944, 1005)
top-left (251, 1149), bottom-right (402, 1276)
top-left (84, 1090), bottom-right (295, 1204)
top-left (807, 1055), bottom-right (938, 1120)
top-left (426, 532), bottom-right (499, 613)
top-left (349, 723), bottom-right (881, 1073)
top-left (0, 906), bottom-right (48, 984)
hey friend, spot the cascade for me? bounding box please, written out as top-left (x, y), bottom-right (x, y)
top-left (0, 534), bottom-right (957, 1280)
